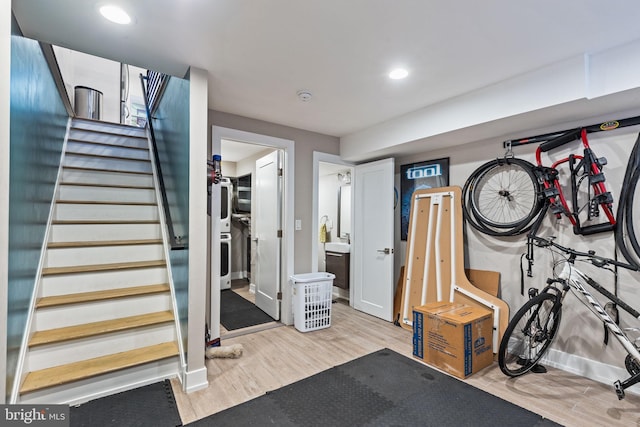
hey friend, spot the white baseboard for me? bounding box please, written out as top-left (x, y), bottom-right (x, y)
top-left (543, 348), bottom-right (640, 396)
top-left (249, 283), bottom-right (256, 294)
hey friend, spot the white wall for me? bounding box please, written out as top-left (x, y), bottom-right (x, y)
top-left (185, 67), bottom-right (208, 393)
top-left (53, 46), bottom-right (121, 123)
top-left (394, 122), bottom-right (640, 387)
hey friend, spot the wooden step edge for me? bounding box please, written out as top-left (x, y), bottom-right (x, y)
top-left (51, 219), bottom-right (160, 225)
top-left (62, 165), bottom-right (153, 175)
top-left (42, 260), bottom-right (166, 276)
top-left (67, 137), bottom-right (149, 150)
top-left (65, 151), bottom-right (151, 163)
top-left (20, 341), bottom-right (179, 394)
top-left (37, 284), bottom-right (171, 308)
top-left (29, 311), bottom-right (175, 347)
top-left (59, 181), bottom-right (154, 190)
top-left (56, 200), bottom-right (156, 206)
top-left (48, 239), bottom-right (163, 249)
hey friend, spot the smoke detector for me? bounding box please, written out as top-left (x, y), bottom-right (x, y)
top-left (297, 90), bottom-right (312, 102)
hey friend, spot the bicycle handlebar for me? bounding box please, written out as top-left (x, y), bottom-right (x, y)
top-left (529, 235), bottom-right (639, 271)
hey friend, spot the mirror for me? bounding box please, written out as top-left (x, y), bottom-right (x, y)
top-left (338, 185), bottom-right (351, 240)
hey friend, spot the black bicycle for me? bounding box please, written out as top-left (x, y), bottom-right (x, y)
top-left (498, 235), bottom-right (640, 399)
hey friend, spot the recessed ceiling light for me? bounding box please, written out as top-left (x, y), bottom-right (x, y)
top-left (388, 68), bottom-right (409, 80)
top-left (99, 5), bottom-right (132, 25)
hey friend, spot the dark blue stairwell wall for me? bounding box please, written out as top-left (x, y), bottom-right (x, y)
top-left (7, 27), bottom-right (68, 398)
top-left (151, 75), bottom-right (190, 349)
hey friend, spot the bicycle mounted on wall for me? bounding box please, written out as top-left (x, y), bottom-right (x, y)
top-left (462, 114), bottom-right (640, 270)
top-left (462, 115), bottom-right (640, 399)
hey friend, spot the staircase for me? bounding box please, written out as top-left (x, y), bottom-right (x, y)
top-left (17, 118), bottom-right (182, 404)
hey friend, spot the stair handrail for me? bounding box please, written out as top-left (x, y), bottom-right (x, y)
top-left (139, 72), bottom-right (186, 250)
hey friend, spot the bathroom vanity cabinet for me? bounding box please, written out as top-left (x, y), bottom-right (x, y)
top-left (325, 251), bottom-right (350, 289)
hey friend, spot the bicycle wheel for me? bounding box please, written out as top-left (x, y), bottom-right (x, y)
top-left (616, 132), bottom-right (640, 267)
top-left (463, 158), bottom-right (543, 235)
top-left (499, 292), bottom-right (562, 377)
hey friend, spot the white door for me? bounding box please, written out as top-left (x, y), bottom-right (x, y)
top-left (254, 150), bottom-right (282, 319)
top-left (353, 158), bottom-right (395, 321)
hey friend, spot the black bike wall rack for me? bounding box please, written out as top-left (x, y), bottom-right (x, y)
top-left (503, 114), bottom-right (640, 149)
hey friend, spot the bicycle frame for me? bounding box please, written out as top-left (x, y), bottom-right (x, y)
top-left (547, 260), bottom-right (640, 398)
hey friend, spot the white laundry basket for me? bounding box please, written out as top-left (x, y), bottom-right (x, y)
top-left (290, 272), bottom-right (335, 332)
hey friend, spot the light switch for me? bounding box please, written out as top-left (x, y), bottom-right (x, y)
top-left (295, 219), bottom-right (302, 230)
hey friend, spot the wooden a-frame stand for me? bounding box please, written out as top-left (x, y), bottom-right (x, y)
top-left (399, 186), bottom-right (509, 353)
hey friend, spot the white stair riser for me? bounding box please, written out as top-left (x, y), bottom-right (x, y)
top-left (19, 358), bottom-right (180, 405)
top-left (44, 244), bottom-right (165, 268)
top-left (54, 203), bottom-right (159, 221)
top-left (40, 267), bottom-right (168, 296)
top-left (64, 154), bottom-right (152, 174)
top-left (71, 121), bottom-right (148, 138)
top-left (58, 185), bottom-right (156, 204)
top-left (27, 324), bottom-right (177, 371)
top-left (49, 223), bottom-right (162, 242)
top-left (61, 168), bottom-right (154, 188)
top-left (66, 141), bottom-right (150, 161)
top-left (35, 294), bottom-right (172, 329)
top-left (68, 132), bottom-right (148, 149)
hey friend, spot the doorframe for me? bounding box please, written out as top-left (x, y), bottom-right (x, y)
top-left (311, 152), bottom-right (354, 300)
top-left (211, 126), bottom-right (295, 336)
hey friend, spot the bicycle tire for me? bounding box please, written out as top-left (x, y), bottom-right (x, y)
top-left (463, 158), bottom-right (544, 236)
top-left (616, 133), bottom-right (640, 267)
top-left (499, 292), bottom-right (562, 377)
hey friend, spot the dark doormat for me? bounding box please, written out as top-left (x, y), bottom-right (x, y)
top-left (187, 349), bottom-right (561, 427)
top-left (70, 379), bottom-right (182, 426)
top-left (220, 289), bottom-right (273, 331)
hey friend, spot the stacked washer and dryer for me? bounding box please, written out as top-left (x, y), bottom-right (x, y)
top-left (220, 178), bottom-right (232, 290)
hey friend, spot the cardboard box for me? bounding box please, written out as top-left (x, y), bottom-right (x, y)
top-left (413, 302), bottom-right (493, 379)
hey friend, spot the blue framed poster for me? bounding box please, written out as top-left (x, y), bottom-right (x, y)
top-left (400, 157), bottom-right (449, 241)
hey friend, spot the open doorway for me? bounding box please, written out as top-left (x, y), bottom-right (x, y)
top-left (312, 153), bottom-right (354, 304)
top-left (210, 126), bottom-right (294, 342)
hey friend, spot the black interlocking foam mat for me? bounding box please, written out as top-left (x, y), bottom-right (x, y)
top-left (188, 348), bottom-right (561, 427)
top-left (220, 289), bottom-right (273, 331)
top-left (70, 379), bottom-right (182, 427)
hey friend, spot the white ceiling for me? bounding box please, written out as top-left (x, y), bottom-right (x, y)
top-left (221, 139), bottom-right (270, 163)
top-left (12, 1), bottom-right (640, 155)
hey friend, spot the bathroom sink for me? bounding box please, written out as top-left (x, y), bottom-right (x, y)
top-left (325, 242), bottom-right (350, 253)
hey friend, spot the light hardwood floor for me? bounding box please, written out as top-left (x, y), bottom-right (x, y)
top-left (172, 291), bottom-right (640, 426)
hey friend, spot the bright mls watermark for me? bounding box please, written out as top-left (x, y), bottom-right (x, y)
top-left (1, 405), bottom-right (68, 426)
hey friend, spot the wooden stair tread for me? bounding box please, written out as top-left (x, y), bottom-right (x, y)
top-left (51, 219), bottom-right (160, 225)
top-left (59, 181), bottom-right (154, 190)
top-left (37, 284), bottom-right (170, 308)
top-left (29, 311), bottom-right (174, 347)
top-left (48, 239), bottom-right (162, 248)
top-left (20, 342), bottom-right (179, 394)
top-left (56, 199), bottom-right (156, 206)
top-left (42, 260), bottom-right (166, 276)
top-left (62, 165), bottom-right (152, 175)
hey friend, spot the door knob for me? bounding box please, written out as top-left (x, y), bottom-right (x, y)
top-left (377, 248), bottom-right (393, 254)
